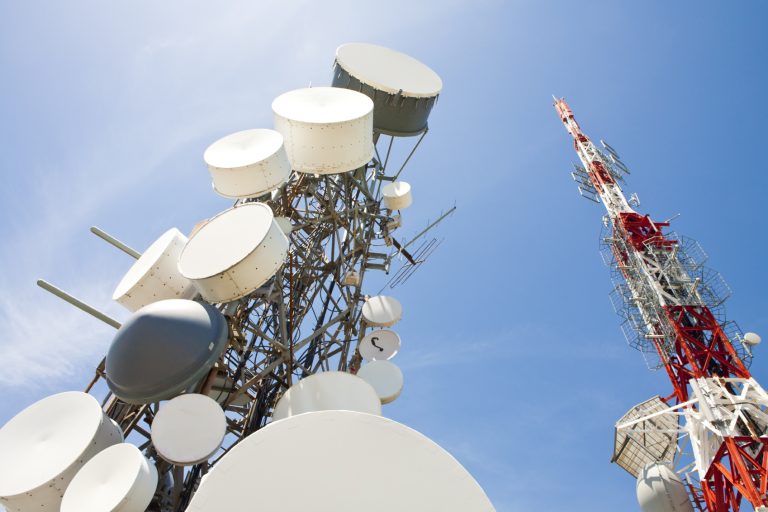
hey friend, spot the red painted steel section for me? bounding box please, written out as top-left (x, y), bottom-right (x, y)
top-left (555, 98), bottom-right (767, 512)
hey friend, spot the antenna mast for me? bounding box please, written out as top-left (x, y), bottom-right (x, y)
top-left (555, 98), bottom-right (768, 512)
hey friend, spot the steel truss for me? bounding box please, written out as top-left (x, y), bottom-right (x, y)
top-left (555, 97), bottom-right (768, 511)
top-left (78, 130), bottom-right (445, 511)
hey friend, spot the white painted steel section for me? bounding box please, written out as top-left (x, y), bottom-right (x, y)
top-left (361, 295), bottom-right (402, 327)
top-left (335, 43), bottom-right (442, 98)
top-left (204, 129), bottom-right (291, 199)
top-left (151, 394), bottom-right (226, 466)
top-left (61, 443), bottom-right (158, 512)
top-left (271, 372), bottom-right (381, 421)
top-left (356, 360), bottom-right (404, 404)
top-left (0, 392), bottom-right (123, 511)
top-left (186, 411), bottom-right (495, 511)
top-left (178, 203), bottom-right (289, 303)
top-left (272, 87), bottom-right (373, 175)
top-left (382, 181), bottom-right (413, 210)
top-left (112, 228), bottom-right (197, 312)
top-left (359, 329), bottom-right (401, 361)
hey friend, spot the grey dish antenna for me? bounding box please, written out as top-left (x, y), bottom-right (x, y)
top-left (105, 299), bottom-right (228, 404)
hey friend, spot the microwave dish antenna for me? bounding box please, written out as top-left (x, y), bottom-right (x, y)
top-left (2, 42), bottom-right (476, 512)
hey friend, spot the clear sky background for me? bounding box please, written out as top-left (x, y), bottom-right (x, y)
top-left (1, 1), bottom-right (767, 511)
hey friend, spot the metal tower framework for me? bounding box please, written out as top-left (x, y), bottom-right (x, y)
top-left (555, 98), bottom-right (768, 512)
top-left (61, 131), bottom-right (450, 511)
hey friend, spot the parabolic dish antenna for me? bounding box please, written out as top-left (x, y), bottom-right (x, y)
top-left (60, 443), bottom-right (158, 512)
top-left (0, 391), bottom-right (123, 511)
top-left (359, 329), bottom-right (401, 361)
top-left (105, 299), bottom-right (229, 404)
top-left (204, 128), bottom-right (291, 199)
top-left (332, 42), bottom-right (442, 136)
top-left (151, 394), bottom-right (227, 466)
top-left (381, 181), bottom-right (413, 210)
top-left (112, 227), bottom-right (197, 312)
top-left (178, 203), bottom-right (289, 303)
top-left (356, 360), bottom-right (404, 404)
top-left (272, 87), bottom-right (374, 175)
top-left (271, 371), bottom-right (381, 422)
top-left (185, 410), bottom-right (495, 512)
top-left (361, 295), bottom-right (403, 327)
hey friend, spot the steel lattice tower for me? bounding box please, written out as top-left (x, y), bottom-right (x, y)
top-left (555, 98), bottom-right (768, 512)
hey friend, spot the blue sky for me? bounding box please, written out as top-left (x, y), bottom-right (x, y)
top-left (1, 1), bottom-right (767, 510)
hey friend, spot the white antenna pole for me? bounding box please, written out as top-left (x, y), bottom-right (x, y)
top-left (90, 226), bottom-right (141, 259)
top-left (36, 279), bottom-right (121, 329)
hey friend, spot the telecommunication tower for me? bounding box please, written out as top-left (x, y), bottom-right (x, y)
top-left (0, 44), bottom-right (495, 512)
top-left (555, 98), bottom-right (768, 512)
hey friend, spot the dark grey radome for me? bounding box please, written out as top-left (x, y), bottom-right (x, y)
top-left (105, 299), bottom-right (228, 404)
top-left (332, 43), bottom-right (442, 137)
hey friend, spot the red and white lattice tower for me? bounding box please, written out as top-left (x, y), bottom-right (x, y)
top-left (555, 98), bottom-right (768, 512)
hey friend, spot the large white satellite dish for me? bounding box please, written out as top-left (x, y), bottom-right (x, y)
top-left (361, 295), bottom-right (403, 327)
top-left (0, 392), bottom-right (123, 511)
top-left (332, 43), bottom-right (442, 136)
top-left (359, 329), bottom-right (401, 361)
top-left (105, 299), bottom-right (229, 404)
top-left (356, 360), bottom-right (404, 404)
top-left (381, 181), bottom-right (413, 210)
top-left (60, 443), bottom-right (158, 512)
top-left (185, 410), bottom-right (495, 512)
top-left (271, 371), bottom-right (381, 422)
top-left (112, 227), bottom-right (197, 312)
top-left (204, 128), bottom-right (291, 199)
top-left (272, 87), bottom-right (374, 175)
top-left (151, 394), bottom-right (227, 466)
top-left (178, 203), bottom-right (289, 303)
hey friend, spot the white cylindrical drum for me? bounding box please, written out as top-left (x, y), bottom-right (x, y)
top-left (0, 392), bottom-right (123, 511)
top-left (112, 228), bottom-right (197, 312)
top-left (332, 43), bottom-right (442, 137)
top-left (272, 87), bottom-right (374, 175)
top-left (178, 203), bottom-right (289, 303)
top-left (61, 443), bottom-right (158, 512)
top-left (272, 372), bottom-right (382, 422)
top-left (382, 181), bottom-right (412, 210)
top-left (204, 129), bottom-right (291, 199)
top-left (636, 463), bottom-right (694, 512)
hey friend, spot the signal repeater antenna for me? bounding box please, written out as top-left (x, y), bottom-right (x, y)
top-left (555, 97), bottom-right (768, 512)
top-left (0, 44), bottom-right (496, 512)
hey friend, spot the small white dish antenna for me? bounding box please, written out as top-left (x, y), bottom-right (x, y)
top-left (272, 87), bottom-right (374, 175)
top-left (178, 203), bottom-right (289, 303)
top-left (359, 329), bottom-right (401, 361)
top-left (744, 332), bottom-right (761, 346)
top-left (356, 360), bottom-right (404, 404)
top-left (185, 411), bottom-right (495, 512)
top-left (272, 371), bottom-right (381, 422)
top-left (105, 299), bottom-right (229, 404)
top-left (0, 392), bottom-right (123, 511)
top-left (112, 228), bottom-right (197, 312)
top-left (151, 394), bottom-right (227, 466)
top-left (332, 43), bottom-right (442, 136)
top-left (361, 295), bottom-right (402, 327)
top-left (204, 128), bottom-right (291, 199)
top-left (382, 181), bottom-right (413, 210)
top-left (61, 443), bottom-right (158, 512)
